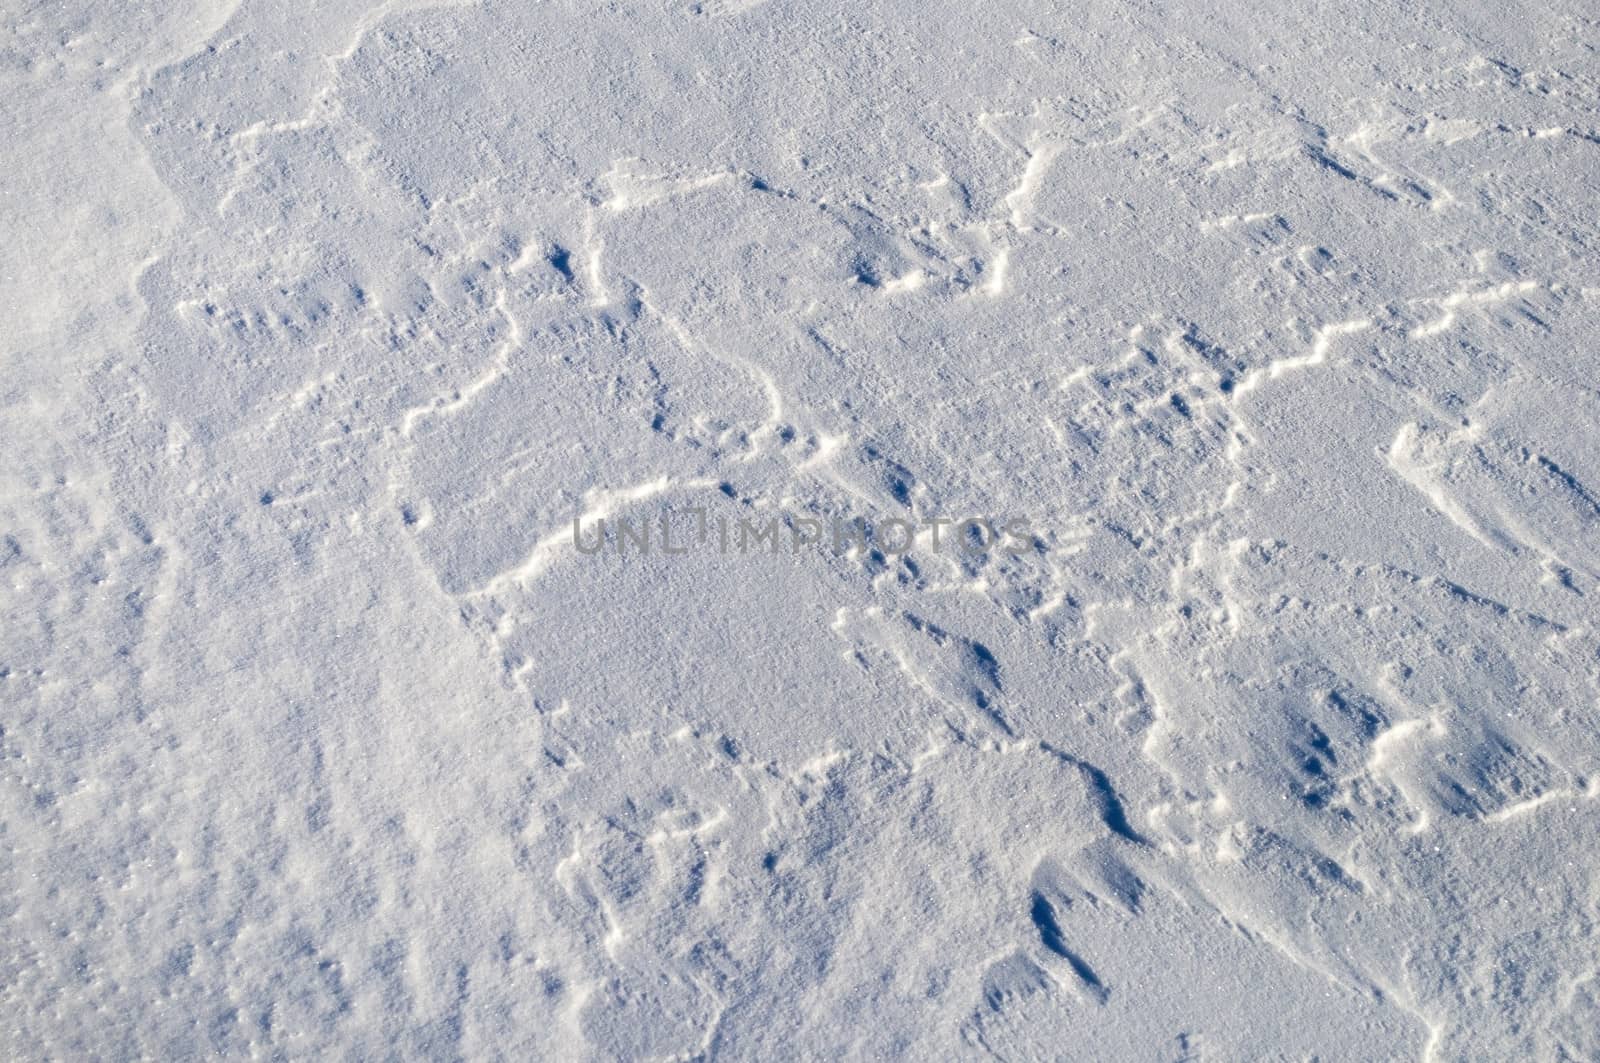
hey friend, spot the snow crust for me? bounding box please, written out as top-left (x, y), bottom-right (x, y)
top-left (3, 1), bottom-right (1599, 1057)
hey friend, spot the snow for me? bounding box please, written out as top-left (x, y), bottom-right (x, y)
top-left (3, 0), bottom-right (1599, 1058)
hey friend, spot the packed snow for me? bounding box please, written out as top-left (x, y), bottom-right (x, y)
top-left (3, 0), bottom-right (1599, 1058)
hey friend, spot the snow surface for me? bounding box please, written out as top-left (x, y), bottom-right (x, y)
top-left (3, 0), bottom-right (1600, 1058)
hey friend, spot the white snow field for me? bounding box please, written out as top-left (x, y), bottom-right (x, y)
top-left (3, 0), bottom-right (1600, 1058)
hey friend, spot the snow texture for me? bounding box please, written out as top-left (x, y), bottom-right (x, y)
top-left (3, 0), bottom-right (1599, 1059)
